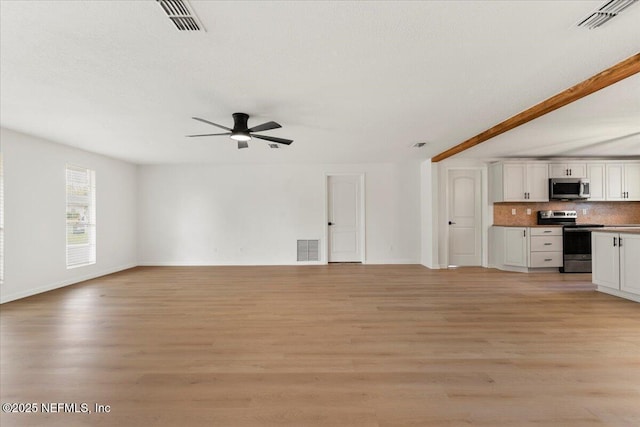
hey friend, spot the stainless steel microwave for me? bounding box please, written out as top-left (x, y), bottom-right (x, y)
top-left (549, 178), bottom-right (590, 200)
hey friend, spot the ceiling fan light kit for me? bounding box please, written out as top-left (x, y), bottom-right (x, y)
top-left (188, 112), bottom-right (293, 150)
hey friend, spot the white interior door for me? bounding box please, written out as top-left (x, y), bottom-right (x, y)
top-left (328, 175), bottom-right (362, 262)
top-left (447, 169), bottom-right (482, 266)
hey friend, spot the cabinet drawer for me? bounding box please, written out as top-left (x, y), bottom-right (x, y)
top-left (530, 236), bottom-right (563, 252)
top-left (530, 252), bottom-right (563, 268)
top-left (530, 227), bottom-right (562, 236)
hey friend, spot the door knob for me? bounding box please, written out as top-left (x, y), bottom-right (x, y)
top-left (448, 221), bottom-right (456, 225)
top-left (328, 222), bottom-right (334, 226)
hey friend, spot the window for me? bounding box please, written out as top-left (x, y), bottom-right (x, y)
top-left (66, 165), bottom-right (95, 268)
top-left (0, 153), bottom-right (4, 283)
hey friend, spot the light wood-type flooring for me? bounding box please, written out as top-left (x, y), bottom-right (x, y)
top-left (1, 265), bottom-right (639, 426)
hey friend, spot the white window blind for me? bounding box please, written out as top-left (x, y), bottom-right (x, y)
top-left (0, 153), bottom-right (4, 283)
top-left (66, 165), bottom-right (96, 268)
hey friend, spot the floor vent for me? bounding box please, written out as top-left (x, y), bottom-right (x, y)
top-left (156, 0), bottom-right (205, 32)
top-left (297, 240), bottom-right (320, 262)
top-left (577, 0), bottom-right (637, 29)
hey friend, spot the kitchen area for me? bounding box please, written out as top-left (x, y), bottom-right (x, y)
top-left (488, 159), bottom-right (640, 303)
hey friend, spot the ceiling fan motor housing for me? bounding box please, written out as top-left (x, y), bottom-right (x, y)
top-left (232, 112), bottom-right (251, 140)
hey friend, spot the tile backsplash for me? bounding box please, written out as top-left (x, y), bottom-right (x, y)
top-left (493, 201), bottom-right (640, 226)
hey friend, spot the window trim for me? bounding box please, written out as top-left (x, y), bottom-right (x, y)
top-left (65, 164), bottom-right (96, 269)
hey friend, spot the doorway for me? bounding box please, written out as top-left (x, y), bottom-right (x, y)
top-left (326, 174), bottom-right (365, 263)
top-left (447, 169), bottom-right (482, 266)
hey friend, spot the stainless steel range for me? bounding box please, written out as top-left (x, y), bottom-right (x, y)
top-left (537, 210), bottom-right (604, 273)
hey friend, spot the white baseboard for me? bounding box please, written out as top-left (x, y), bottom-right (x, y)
top-left (137, 261), bottom-right (326, 266)
top-left (365, 259), bottom-right (419, 265)
top-left (597, 286), bottom-right (640, 303)
top-left (0, 263), bottom-right (137, 304)
top-left (139, 260), bottom-right (421, 266)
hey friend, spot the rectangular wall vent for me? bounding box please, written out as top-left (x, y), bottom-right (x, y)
top-left (157, 0), bottom-right (205, 32)
top-left (577, 0), bottom-right (637, 29)
top-left (297, 240), bottom-right (320, 262)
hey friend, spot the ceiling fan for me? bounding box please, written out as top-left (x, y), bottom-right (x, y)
top-left (187, 112), bottom-right (293, 149)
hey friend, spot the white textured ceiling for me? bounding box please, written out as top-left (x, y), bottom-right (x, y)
top-left (1, 0), bottom-right (639, 164)
top-left (458, 72), bottom-right (640, 159)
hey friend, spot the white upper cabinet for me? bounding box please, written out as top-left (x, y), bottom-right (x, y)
top-left (606, 163), bottom-right (640, 201)
top-left (490, 162), bottom-right (549, 202)
top-left (527, 163), bottom-right (549, 201)
top-left (490, 160), bottom-right (639, 203)
top-left (624, 163), bottom-right (640, 201)
top-left (586, 163), bottom-right (606, 201)
top-left (502, 163), bottom-right (527, 201)
top-left (549, 163), bottom-right (587, 178)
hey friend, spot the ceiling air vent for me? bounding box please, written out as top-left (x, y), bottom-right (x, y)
top-left (577, 0), bottom-right (638, 29)
top-left (157, 0), bottom-right (205, 32)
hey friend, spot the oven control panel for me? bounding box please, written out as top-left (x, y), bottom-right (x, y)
top-left (538, 210), bottom-right (577, 220)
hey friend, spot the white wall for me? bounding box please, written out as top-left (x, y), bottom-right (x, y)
top-left (137, 161), bottom-right (421, 265)
top-left (1, 128), bottom-right (137, 303)
top-left (420, 160), bottom-right (439, 268)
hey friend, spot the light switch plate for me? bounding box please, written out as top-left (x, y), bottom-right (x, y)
top-left (526, 208), bottom-right (531, 215)
top-left (511, 209), bottom-right (516, 215)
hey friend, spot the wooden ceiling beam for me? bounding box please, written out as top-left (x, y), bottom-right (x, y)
top-left (431, 53), bottom-right (640, 163)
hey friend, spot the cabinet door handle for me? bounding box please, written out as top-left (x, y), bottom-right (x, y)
top-left (613, 237), bottom-right (617, 247)
top-left (543, 230), bottom-right (552, 233)
top-left (569, 169), bottom-right (572, 176)
top-left (544, 259), bottom-right (552, 262)
top-left (619, 237), bottom-right (623, 247)
top-left (523, 230), bottom-right (526, 237)
top-left (544, 243), bottom-right (552, 246)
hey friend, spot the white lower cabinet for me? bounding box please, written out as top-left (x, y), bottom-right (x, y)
top-left (592, 231), bottom-right (640, 302)
top-left (592, 232), bottom-right (620, 289)
top-left (504, 227), bottom-right (528, 267)
top-left (491, 226), bottom-right (562, 271)
top-left (529, 227), bottom-right (563, 268)
top-left (620, 234), bottom-right (640, 295)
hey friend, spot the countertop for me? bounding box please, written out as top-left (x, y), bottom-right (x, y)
top-left (591, 227), bottom-right (640, 235)
top-left (492, 224), bottom-right (563, 228)
top-left (493, 224), bottom-right (640, 229)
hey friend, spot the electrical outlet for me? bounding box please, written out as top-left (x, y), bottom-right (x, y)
top-left (511, 209), bottom-right (516, 215)
top-left (526, 208), bottom-right (531, 215)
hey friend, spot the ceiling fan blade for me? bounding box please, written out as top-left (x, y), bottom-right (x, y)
top-left (186, 132), bottom-right (232, 137)
top-left (192, 117), bottom-right (232, 131)
top-left (237, 141), bottom-right (249, 149)
top-left (252, 134), bottom-right (293, 145)
top-left (248, 121), bottom-right (282, 133)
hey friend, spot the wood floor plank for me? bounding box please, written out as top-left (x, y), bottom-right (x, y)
top-left (1, 265), bottom-right (639, 426)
